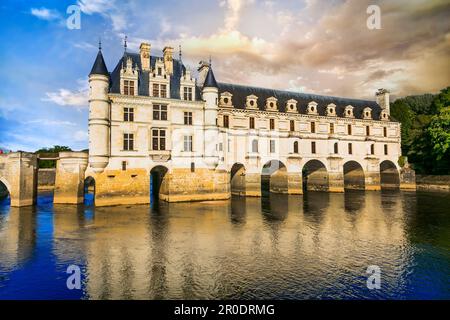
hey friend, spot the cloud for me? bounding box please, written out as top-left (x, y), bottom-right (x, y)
top-left (159, 0), bottom-right (449, 98)
top-left (77, 0), bottom-right (127, 32)
top-left (42, 78), bottom-right (89, 109)
top-left (24, 119), bottom-right (77, 126)
top-left (73, 130), bottom-right (88, 142)
top-left (30, 7), bottom-right (60, 21)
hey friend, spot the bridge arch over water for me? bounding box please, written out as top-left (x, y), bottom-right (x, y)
top-left (343, 161), bottom-right (365, 190)
top-left (380, 160), bottom-right (400, 189)
top-left (230, 163), bottom-right (246, 196)
top-left (261, 160), bottom-right (288, 195)
top-left (301, 159), bottom-right (329, 192)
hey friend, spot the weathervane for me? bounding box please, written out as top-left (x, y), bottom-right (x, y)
top-left (124, 35), bottom-right (128, 52)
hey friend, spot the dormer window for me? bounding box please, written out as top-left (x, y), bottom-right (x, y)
top-left (152, 83), bottom-right (167, 98)
top-left (326, 103), bottom-right (336, 116)
top-left (220, 92), bottom-right (233, 108)
top-left (158, 67), bottom-right (162, 76)
top-left (344, 105), bottom-right (354, 118)
top-left (124, 80), bottom-right (135, 96)
top-left (286, 99), bottom-right (298, 113)
top-left (120, 56), bottom-right (138, 96)
top-left (307, 101), bottom-right (318, 115)
top-left (380, 110), bottom-right (389, 121)
top-left (183, 87), bottom-right (193, 101)
top-left (246, 95), bottom-right (258, 109)
top-left (266, 97), bottom-right (278, 111)
top-left (363, 107), bottom-right (372, 120)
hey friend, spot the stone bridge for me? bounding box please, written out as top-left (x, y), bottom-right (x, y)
top-left (228, 155), bottom-right (416, 197)
top-left (0, 152), bottom-right (88, 207)
top-left (0, 151), bottom-right (416, 207)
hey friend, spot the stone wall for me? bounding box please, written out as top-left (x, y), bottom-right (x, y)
top-left (91, 168), bottom-right (230, 206)
top-left (416, 175), bottom-right (450, 192)
top-left (38, 168), bottom-right (56, 189)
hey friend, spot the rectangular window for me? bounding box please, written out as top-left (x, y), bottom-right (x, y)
top-left (219, 143), bottom-right (223, 151)
top-left (191, 162), bottom-right (195, 173)
top-left (384, 144), bottom-right (388, 155)
top-left (153, 105), bottom-right (167, 121)
top-left (330, 123), bottom-right (334, 134)
top-left (152, 129), bottom-right (166, 151)
top-left (366, 126), bottom-right (370, 136)
top-left (311, 141), bottom-right (316, 154)
top-left (184, 112), bottom-right (193, 125)
top-left (183, 87), bottom-right (193, 101)
top-left (121, 161), bottom-right (127, 171)
top-left (270, 119), bottom-right (275, 130)
top-left (290, 120), bottom-right (295, 132)
top-left (371, 144), bottom-right (375, 155)
top-left (160, 84), bottom-right (167, 98)
top-left (124, 80), bottom-right (134, 96)
top-left (348, 143), bottom-right (353, 155)
top-left (270, 140), bottom-right (275, 153)
top-left (152, 83), bottom-right (159, 97)
top-left (311, 122), bottom-right (316, 133)
top-left (383, 127), bottom-right (387, 137)
top-left (223, 115), bottom-right (229, 128)
top-left (157, 67), bottom-right (162, 76)
top-left (124, 107), bottom-right (134, 122)
top-left (184, 136), bottom-right (193, 152)
top-left (123, 133), bottom-right (134, 151)
top-left (249, 117), bottom-right (255, 129)
top-left (347, 124), bottom-right (352, 135)
top-left (334, 143), bottom-right (338, 154)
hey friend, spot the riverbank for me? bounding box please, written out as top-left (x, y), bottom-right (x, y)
top-left (416, 175), bottom-right (450, 192)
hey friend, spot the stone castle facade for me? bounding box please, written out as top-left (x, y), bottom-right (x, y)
top-left (0, 41), bottom-right (417, 208)
top-left (80, 41), bottom-right (414, 206)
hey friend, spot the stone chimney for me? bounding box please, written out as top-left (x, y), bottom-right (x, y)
top-left (163, 46), bottom-right (174, 75)
top-left (197, 60), bottom-right (210, 87)
top-left (376, 88), bottom-right (390, 115)
top-left (140, 43), bottom-right (151, 71)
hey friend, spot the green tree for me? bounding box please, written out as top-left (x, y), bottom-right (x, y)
top-left (35, 145), bottom-right (72, 168)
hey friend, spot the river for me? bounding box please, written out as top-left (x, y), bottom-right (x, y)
top-left (0, 190), bottom-right (449, 299)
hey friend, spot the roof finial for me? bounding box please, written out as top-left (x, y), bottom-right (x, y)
top-left (98, 38), bottom-right (102, 51)
top-left (209, 55), bottom-right (212, 67)
top-left (124, 35), bottom-right (128, 53)
top-left (179, 44), bottom-right (182, 62)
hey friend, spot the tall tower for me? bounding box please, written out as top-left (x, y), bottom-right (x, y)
top-left (88, 44), bottom-right (110, 172)
top-left (376, 88), bottom-right (390, 115)
top-left (202, 64), bottom-right (220, 168)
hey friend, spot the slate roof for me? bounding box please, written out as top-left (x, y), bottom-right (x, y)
top-left (106, 51), bottom-right (386, 120)
top-left (203, 67), bottom-right (218, 88)
top-left (89, 50), bottom-right (109, 77)
top-left (217, 83), bottom-right (382, 119)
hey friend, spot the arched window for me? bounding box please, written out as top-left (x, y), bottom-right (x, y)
top-left (252, 139), bottom-right (258, 153)
top-left (293, 141), bottom-right (299, 153)
top-left (334, 142), bottom-right (338, 154)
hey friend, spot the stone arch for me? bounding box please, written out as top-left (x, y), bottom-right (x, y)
top-left (84, 176), bottom-right (95, 205)
top-left (343, 161), bottom-right (365, 190)
top-left (380, 160), bottom-right (400, 189)
top-left (0, 177), bottom-right (11, 198)
top-left (230, 163), bottom-right (246, 196)
top-left (150, 165), bottom-right (169, 203)
top-left (302, 159), bottom-right (328, 191)
top-left (261, 160), bottom-right (288, 195)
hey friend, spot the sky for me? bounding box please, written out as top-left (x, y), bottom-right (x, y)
top-left (0, 0), bottom-right (449, 152)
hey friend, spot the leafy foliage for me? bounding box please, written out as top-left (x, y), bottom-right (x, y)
top-left (35, 145), bottom-right (72, 168)
top-left (392, 87), bottom-right (450, 174)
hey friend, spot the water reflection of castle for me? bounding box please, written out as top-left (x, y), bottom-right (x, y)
top-left (42, 192), bottom-right (410, 299)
